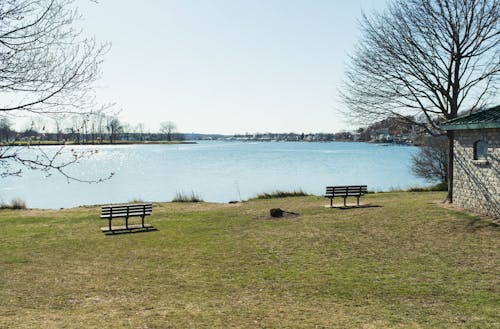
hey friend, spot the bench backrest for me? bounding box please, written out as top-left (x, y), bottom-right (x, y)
top-left (325, 185), bottom-right (368, 196)
top-left (101, 203), bottom-right (152, 218)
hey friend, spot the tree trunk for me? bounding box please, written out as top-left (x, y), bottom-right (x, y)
top-left (446, 131), bottom-right (454, 203)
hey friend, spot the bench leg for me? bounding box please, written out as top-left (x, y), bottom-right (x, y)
top-left (125, 216), bottom-right (129, 230)
top-left (330, 197), bottom-right (333, 207)
top-left (141, 215), bottom-right (145, 228)
top-left (343, 197), bottom-right (347, 207)
top-left (356, 196), bottom-right (360, 206)
top-left (109, 219), bottom-right (112, 231)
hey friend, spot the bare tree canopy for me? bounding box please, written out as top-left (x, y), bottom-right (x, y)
top-left (160, 121), bottom-right (177, 141)
top-left (0, 0), bottom-right (111, 182)
top-left (341, 0), bottom-right (499, 130)
top-left (411, 136), bottom-right (448, 185)
top-left (0, 0), bottom-right (109, 115)
top-left (341, 0), bottom-right (499, 201)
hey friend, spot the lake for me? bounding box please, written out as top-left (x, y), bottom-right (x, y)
top-left (0, 141), bottom-right (429, 209)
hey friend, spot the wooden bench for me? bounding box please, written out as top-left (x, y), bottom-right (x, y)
top-left (101, 203), bottom-right (153, 232)
top-left (324, 185), bottom-right (368, 207)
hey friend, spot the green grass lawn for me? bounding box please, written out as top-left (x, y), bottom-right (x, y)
top-left (0, 192), bottom-right (498, 328)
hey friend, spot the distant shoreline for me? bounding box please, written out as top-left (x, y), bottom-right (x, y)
top-left (0, 140), bottom-right (419, 147)
top-left (0, 140), bottom-right (197, 146)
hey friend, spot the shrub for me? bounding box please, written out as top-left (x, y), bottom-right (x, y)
top-left (407, 183), bottom-right (447, 192)
top-left (0, 198), bottom-right (27, 210)
top-left (411, 136), bottom-right (448, 185)
top-left (172, 192), bottom-right (204, 203)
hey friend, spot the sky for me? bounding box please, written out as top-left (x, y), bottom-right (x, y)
top-left (77, 0), bottom-right (389, 134)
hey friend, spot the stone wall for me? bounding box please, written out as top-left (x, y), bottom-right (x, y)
top-left (453, 129), bottom-right (499, 219)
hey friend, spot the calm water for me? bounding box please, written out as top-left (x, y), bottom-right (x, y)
top-left (1, 141), bottom-right (429, 209)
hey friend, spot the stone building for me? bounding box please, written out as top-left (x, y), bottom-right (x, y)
top-left (442, 105), bottom-right (499, 219)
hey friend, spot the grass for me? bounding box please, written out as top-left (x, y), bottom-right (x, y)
top-left (251, 189), bottom-right (310, 199)
top-left (171, 191), bottom-right (204, 202)
top-left (0, 192), bottom-right (498, 328)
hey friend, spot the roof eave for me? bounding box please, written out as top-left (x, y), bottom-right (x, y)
top-left (441, 122), bottom-right (500, 130)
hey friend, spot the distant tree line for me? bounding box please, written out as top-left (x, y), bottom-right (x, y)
top-left (0, 115), bottom-right (184, 144)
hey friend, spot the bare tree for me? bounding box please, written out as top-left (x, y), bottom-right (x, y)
top-left (411, 136), bottom-right (449, 186)
top-left (0, 0), bottom-right (110, 181)
top-left (121, 123), bottom-right (132, 141)
top-left (52, 114), bottom-right (65, 142)
top-left (89, 110), bottom-right (107, 143)
top-left (341, 0), bottom-right (499, 202)
top-left (106, 117), bottom-right (122, 144)
top-left (135, 123), bottom-right (145, 141)
top-left (0, 117), bottom-right (13, 142)
top-left (160, 121), bottom-right (177, 141)
top-left (0, 0), bottom-right (108, 114)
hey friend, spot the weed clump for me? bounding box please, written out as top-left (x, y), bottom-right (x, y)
top-left (172, 192), bottom-right (204, 202)
top-left (408, 183), bottom-right (447, 192)
top-left (252, 189), bottom-right (309, 200)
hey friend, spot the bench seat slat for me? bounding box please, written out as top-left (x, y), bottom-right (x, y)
top-left (101, 212), bottom-right (152, 219)
top-left (102, 203), bottom-right (152, 207)
top-left (101, 209), bottom-right (152, 214)
top-left (326, 185), bottom-right (366, 189)
top-left (325, 192), bottom-right (366, 197)
top-left (324, 191), bottom-right (367, 195)
top-left (102, 204), bottom-right (153, 208)
top-left (102, 204), bottom-right (152, 213)
top-left (102, 205), bottom-right (152, 211)
top-left (102, 205), bottom-right (152, 209)
top-left (101, 212), bottom-right (152, 216)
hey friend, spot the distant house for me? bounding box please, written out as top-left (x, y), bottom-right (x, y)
top-left (442, 105), bottom-right (500, 219)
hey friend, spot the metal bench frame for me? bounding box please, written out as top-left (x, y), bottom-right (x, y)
top-left (324, 185), bottom-right (368, 207)
top-left (101, 203), bottom-right (152, 231)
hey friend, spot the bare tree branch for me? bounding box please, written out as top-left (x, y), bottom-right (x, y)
top-left (0, 0), bottom-right (111, 183)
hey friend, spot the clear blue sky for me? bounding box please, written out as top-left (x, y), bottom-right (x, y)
top-left (78, 0), bottom-right (388, 134)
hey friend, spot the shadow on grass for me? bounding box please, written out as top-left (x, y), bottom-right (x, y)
top-left (102, 227), bottom-right (158, 236)
top-left (324, 204), bottom-right (383, 210)
top-left (466, 216), bottom-right (499, 231)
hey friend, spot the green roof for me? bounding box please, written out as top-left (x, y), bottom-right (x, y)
top-left (441, 105), bottom-right (500, 130)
